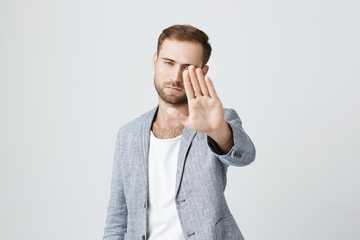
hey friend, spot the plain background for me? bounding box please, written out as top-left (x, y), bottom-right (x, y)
top-left (1, 0), bottom-right (359, 239)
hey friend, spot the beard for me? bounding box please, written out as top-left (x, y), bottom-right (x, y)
top-left (154, 77), bottom-right (188, 105)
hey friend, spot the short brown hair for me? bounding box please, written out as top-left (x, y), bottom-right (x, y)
top-left (157, 24), bottom-right (212, 67)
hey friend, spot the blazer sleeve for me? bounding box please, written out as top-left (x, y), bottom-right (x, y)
top-left (207, 108), bottom-right (256, 167)
top-left (103, 129), bottom-right (128, 240)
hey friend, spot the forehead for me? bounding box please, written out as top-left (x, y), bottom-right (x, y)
top-left (158, 39), bottom-right (203, 66)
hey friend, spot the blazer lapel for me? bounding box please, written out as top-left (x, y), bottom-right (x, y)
top-left (138, 106), bottom-right (158, 201)
top-left (175, 127), bottom-right (197, 197)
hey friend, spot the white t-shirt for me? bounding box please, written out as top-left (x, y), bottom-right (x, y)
top-left (147, 131), bottom-right (184, 240)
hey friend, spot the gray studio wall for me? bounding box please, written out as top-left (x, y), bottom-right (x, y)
top-left (1, 0), bottom-right (359, 239)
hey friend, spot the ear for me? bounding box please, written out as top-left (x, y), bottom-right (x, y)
top-left (202, 65), bottom-right (209, 76)
top-left (152, 52), bottom-right (158, 70)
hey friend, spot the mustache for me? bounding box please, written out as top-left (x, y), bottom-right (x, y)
top-left (163, 81), bottom-right (183, 89)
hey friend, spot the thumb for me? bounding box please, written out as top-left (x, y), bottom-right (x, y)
top-left (167, 107), bottom-right (188, 124)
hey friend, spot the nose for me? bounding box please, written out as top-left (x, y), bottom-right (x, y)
top-left (172, 65), bottom-right (183, 82)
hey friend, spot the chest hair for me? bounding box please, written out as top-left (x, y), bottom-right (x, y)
top-left (152, 123), bottom-right (184, 139)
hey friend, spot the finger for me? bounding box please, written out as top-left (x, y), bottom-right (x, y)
top-left (188, 65), bottom-right (202, 97)
top-left (205, 76), bottom-right (219, 99)
top-left (183, 69), bottom-right (195, 100)
top-left (167, 107), bottom-right (188, 124)
top-left (196, 68), bottom-right (210, 97)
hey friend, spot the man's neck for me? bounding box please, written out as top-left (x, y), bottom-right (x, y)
top-left (151, 100), bottom-right (188, 139)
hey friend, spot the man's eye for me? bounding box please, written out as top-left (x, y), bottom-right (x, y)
top-left (184, 66), bottom-right (189, 70)
top-left (165, 61), bottom-right (173, 65)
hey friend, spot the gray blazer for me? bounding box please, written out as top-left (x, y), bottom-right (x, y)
top-left (103, 106), bottom-right (256, 240)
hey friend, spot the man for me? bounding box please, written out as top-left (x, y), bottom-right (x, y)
top-left (103, 24), bottom-right (256, 240)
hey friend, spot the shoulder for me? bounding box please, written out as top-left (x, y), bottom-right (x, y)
top-left (116, 106), bottom-right (157, 138)
top-left (223, 107), bottom-right (237, 115)
top-left (223, 108), bottom-right (242, 122)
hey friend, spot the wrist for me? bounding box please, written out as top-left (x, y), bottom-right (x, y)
top-left (208, 121), bottom-right (229, 140)
top-left (207, 121), bottom-right (234, 153)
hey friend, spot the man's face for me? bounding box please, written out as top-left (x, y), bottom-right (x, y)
top-left (153, 39), bottom-right (207, 105)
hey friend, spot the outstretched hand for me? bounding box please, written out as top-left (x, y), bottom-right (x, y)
top-left (167, 65), bottom-right (225, 135)
top-left (167, 66), bottom-right (233, 153)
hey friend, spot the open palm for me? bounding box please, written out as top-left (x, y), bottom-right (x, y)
top-left (167, 66), bottom-right (225, 135)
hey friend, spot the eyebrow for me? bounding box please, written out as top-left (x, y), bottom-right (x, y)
top-left (161, 57), bottom-right (199, 68)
